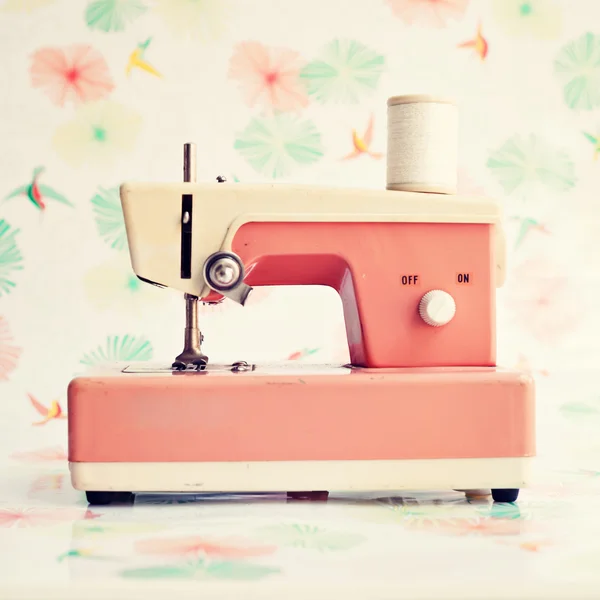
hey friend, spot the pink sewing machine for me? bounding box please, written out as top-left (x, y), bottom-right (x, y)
top-left (67, 95), bottom-right (535, 505)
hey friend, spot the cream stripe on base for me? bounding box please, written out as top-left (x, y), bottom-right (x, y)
top-left (70, 457), bottom-right (531, 493)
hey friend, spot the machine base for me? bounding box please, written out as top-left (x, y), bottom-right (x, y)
top-left (68, 363), bottom-right (535, 504)
top-left (71, 456), bottom-right (531, 496)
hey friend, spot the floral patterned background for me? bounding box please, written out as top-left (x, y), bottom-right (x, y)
top-left (1, 0), bottom-right (600, 596)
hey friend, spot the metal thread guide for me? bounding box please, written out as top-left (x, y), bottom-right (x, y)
top-left (172, 143), bottom-right (208, 371)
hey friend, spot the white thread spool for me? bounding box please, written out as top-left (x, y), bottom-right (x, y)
top-left (387, 95), bottom-right (458, 195)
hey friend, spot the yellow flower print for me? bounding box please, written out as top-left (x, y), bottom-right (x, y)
top-left (53, 100), bottom-right (141, 168)
top-left (492, 0), bottom-right (562, 40)
top-left (152, 0), bottom-right (231, 41)
top-left (83, 254), bottom-right (164, 314)
top-left (1, 0), bottom-right (54, 12)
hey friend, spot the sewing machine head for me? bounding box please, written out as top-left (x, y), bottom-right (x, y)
top-left (120, 95), bottom-right (506, 370)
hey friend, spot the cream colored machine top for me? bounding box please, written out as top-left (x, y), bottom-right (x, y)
top-left (120, 183), bottom-right (506, 299)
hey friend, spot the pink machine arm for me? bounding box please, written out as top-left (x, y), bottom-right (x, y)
top-left (203, 220), bottom-right (496, 369)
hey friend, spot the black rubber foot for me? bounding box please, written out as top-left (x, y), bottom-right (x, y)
top-left (86, 491), bottom-right (134, 506)
top-left (287, 491), bottom-right (329, 502)
top-left (491, 488), bottom-right (519, 503)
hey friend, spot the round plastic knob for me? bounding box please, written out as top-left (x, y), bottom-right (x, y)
top-left (418, 290), bottom-right (456, 327)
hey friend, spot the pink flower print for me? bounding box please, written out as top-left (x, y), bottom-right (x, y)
top-left (386, 0), bottom-right (470, 27)
top-left (503, 258), bottom-right (582, 344)
top-left (28, 473), bottom-right (65, 497)
top-left (517, 540), bottom-right (552, 552)
top-left (288, 348), bottom-right (320, 360)
top-left (9, 446), bottom-right (67, 462)
top-left (0, 315), bottom-right (20, 381)
top-left (0, 507), bottom-right (99, 528)
top-left (418, 516), bottom-right (526, 536)
top-left (135, 536), bottom-right (277, 559)
top-left (514, 354), bottom-right (549, 377)
top-left (229, 41), bottom-right (309, 113)
top-left (457, 168), bottom-right (486, 195)
top-left (495, 538), bottom-right (554, 553)
top-left (30, 45), bottom-right (114, 107)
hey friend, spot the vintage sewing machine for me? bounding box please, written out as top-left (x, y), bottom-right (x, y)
top-left (68, 95), bottom-right (535, 506)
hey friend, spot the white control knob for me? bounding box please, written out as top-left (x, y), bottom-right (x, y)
top-left (418, 290), bottom-right (456, 327)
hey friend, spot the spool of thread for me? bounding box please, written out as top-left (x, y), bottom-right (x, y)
top-left (386, 95), bottom-right (458, 195)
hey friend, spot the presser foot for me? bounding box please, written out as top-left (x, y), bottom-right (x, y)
top-left (170, 359), bottom-right (252, 372)
top-left (171, 353), bottom-right (208, 371)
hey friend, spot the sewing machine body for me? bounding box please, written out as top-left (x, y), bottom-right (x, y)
top-left (67, 107), bottom-right (536, 505)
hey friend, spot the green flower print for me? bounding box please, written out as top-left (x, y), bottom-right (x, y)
top-left (80, 334), bottom-right (153, 366)
top-left (487, 134), bottom-right (575, 195)
top-left (475, 501), bottom-right (523, 520)
top-left (234, 114), bottom-right (323, 179)
top-left (85, 0), bottom-right (147, 32)
top-left (0, 220), bottom-right (23, 297)
top-left (256, 523), bottom-right (365, 551)
top-left (560, 398), bottom-right (600, 418)
top-left (120, 558), bottom-right (280, 581)
top-left (91, 187), bottom-right (127, 252)
top-left (301, 39), bottom-right (385, 104)
top-left (555, 32), bottom-right (600, 111)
